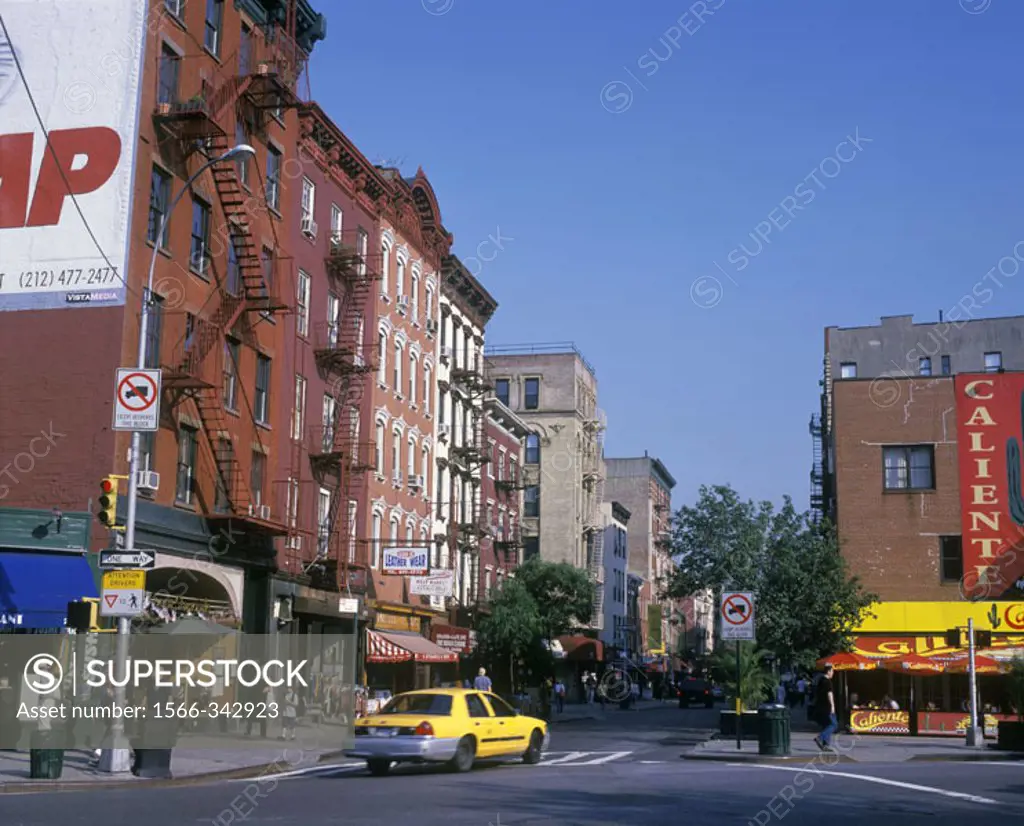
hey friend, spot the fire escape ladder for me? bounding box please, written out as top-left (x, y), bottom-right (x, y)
top-left (193, 381), bottom-right (249, 516)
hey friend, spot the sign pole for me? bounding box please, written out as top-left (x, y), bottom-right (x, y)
top-left (966, 618), bottom-right (982, 747)
top-left (735, 639), bottom-right (742, 750)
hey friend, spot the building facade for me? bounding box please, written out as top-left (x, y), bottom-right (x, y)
top-left (600, 501), bottom-right (631, 657)
top-left (485, 345), bottom-right (607, 629)
top-left (604, 454), bottom-right (680, 661)
top-left (0, 1), bottom-right (328, 632)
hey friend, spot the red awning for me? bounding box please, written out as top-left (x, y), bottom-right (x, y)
top-left (557, 635), bottom-right (604, 662)
top-left (365, 629), bottom-right (458, 664)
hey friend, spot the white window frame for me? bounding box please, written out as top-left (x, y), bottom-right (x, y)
top-left (347, 500), bottom-right (358, 562)
top-left (393, 341), bottom-right (403, 394)
top-left (330, 203), bottom-right (342, 242)
top-left (322, 394), bottom-right (336, 444)
top-left (297, 270), bottom-right (311, 337)
top-left (396, 257), bottom-right (406, 299)
top-left (421, 445), bottom-right (430, 490)
top-left (423, 364), bottom-right (431, 415)
top-left (425, 285), bottom-right (434, 328)
top-left (409, 353), bottom-right (418, 404)
top-left (301, 177), bottom-right (315, 225)
top-left (390, 516), bottom-right (400, 544)
top-left (380, 243), bottom-right (391, 296)
top-left (407, 435), bottom-right (416, 477)
top-left (377, 331), bottom-right (387, 385)
top-left (291, 374), bottom-right (307, 440)
top-left (317, 487), bottom-right (331, 555)
top-left (326, 292), bottom-right (340, 347)
top-left (392, 431), bottom-right (401, 481)
top-left (375, 421), bottom-right (385, 474)
top-left (410, 271), bottom-right (420, 321)
top-left (371, 512), bottom-right (382, 568)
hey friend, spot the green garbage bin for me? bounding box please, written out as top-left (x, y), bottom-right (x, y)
top-left (758, 705), bottom-right (791, 756)
top-left (29, 731), bottom-right (65, 779)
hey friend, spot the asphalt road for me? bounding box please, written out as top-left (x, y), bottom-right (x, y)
top-left (6, 706), bottom-right (1024, 825)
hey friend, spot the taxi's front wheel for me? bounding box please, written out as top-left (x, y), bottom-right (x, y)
top-left (522, 730), bottom-right (544, 764)
top-left (450, 736), bottom-right (476, 772)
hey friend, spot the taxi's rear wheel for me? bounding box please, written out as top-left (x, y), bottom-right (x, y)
top-left (522, 729), bottom-right (544, 764)
top-left (450, 736), bottom-right (475, 772)
top-left (367, 759), bottom-right (391, 776)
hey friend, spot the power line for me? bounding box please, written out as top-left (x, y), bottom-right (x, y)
top-left (0, 11), bottom-right (135, 300)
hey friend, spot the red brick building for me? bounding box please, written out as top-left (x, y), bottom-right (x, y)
top-left (0, 1), bottom-right (327, 632)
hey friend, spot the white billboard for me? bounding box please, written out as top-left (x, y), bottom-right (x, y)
top-left (0, 1), bottom-right (148, 312)
top-left (382, 547), bottom-right (430, 576)
top-left (409, 570), bottom-right (455, 597)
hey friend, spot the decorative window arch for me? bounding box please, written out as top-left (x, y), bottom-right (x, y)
top-left (380, 235), bottom-right (393, 297)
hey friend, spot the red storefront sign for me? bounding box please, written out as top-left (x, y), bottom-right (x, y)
top-left (430, 625), bottom-right (474, 655)
top-left (955, 374), bottom-right (1024, 599)
top-left (850, 709), bottom-right (1013, 737)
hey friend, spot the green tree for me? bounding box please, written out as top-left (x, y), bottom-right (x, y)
top-left (703, 642), bottom-right (775, 710)
top-left (665, 484), bottom-right (876, 671)
top-left (475, 559), bottom-right (595, 691)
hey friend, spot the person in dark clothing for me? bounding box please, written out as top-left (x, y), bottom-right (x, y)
top-left (814, 664), bottom-right (838, 751)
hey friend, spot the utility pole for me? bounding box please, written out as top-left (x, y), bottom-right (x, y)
top-left (966, 618), bottom-right (982, 747)
top-left (97, 144), bottom-right (255, 773)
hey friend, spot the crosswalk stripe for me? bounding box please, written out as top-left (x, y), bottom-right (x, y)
top-left (543, 751), bottom-right (590, 764)
top-left (239, 762), bottom-right (364, 781)
top-left (563, 751), bottom-right (632, 766)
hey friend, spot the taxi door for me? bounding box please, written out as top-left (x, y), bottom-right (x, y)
top-left (464, 693), bottom-right (497, 757)
top-left (482, 693), bottom-right (529, 757)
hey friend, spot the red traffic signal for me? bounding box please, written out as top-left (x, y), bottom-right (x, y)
top-left (100, 479), bottom-right (114, 494)
top-left (97, 476), bottom-right (118, 525)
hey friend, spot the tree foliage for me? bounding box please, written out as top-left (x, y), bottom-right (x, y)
top-left (665, 484), bottom-right (876, 671)
top-left (704, 642), bottom-right (775, 710)
top-left (476, 558), bottom-right (595, 690)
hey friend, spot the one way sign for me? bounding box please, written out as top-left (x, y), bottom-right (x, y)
top-left (99, 550), bottom-right (156, 569)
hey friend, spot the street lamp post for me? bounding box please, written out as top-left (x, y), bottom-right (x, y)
top-left (98, 144), bottom-right (255, 773)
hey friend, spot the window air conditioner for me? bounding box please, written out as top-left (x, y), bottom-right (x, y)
top-left (392, 472), bottom-right (403, 488)
top-left (410, 474), bottom-right (425, 489)
top-left (137, 470), bottom-right (160, 491)
top-left (397, 296), bottom-right (409, 314)
top-left (426, 319), bottom-right (438, 335)
top-left (301, 216), bottom-right (318, 239)
top-left (258, 504), bottom-right (271, 520)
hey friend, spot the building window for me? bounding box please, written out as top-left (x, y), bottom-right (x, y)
top-left (377, 332), bottom-right (387, 384)
top-left (882, 445), bottom-right (934, 491)
top-left (317, 489), bottom-right (331, 556)
top-left (144, 293), bottom-right (164, 369)
top-left (840, 362), bottom-right (857, 379)
top-left (525, 433), bottom-right (540, 464)
top-left (296, 270), bottom-right (310, 337)
top-left (375, 421), bottom-right (385, 473)
top-left (919, 357), bottom-right (931, 376)
top-left (138, 431), bottom-right (156, 475)
top-left (524, 485), bottom-right (540, 517)
top-left (226, 234), bottom-right (241, 295)
top-left (239, 22), bottom-right (253, 75)
top-left (421, 445), bottom-right (430, 489)
top-left (301, 177), bottom-right (315, 229)
top-left (322, 394), bottom-right (336, 448)
top-left (497, 451), bottom-right (505, 481)
top-left (285, 478), bottom-right (299, 533)
top-left (255, 355), bottom-right (270, 425)
top-left (408, 437), bottom-right (416, 477)
top-left (941, 355), bottom-right (951, 375)
top-left (347, 500), bottom-right (358, 562)
top-left (509, 457), bottom-right (518, 486)
top-left (204, 0), bottom-right (223, 55)
top-left (157, 43), bottom-right (179, 105)
top-left (266, 146), bottom-right (281, 211)
top-left (423, 364), bottom-right (431, 414)
top-left (411, 272), bottom-right (420, 320)
top-left (409, 354), bottom-right (417, 403)
top-left (524, 377), bottom-right (539, 409)
top-left (175, 426), bottom-right (198, 504)
top-left (380, 244), bottom-right (391, 296)
top-left (190, 198), bottom-right (211, 276)
top-left (392, 432), bottom-right (401, 481)
top-left (223, 339), bottom-right (239, 411)
top-left (372, 513), bottom-right (382, 568)
top-left (261, 246), bottom-right (274, 298)
top-left (396, 258), bottom-right (405, 299)
top-left (425, 285), bottom-right (434, 325)
top-left (985, 352), bottom-right (1002, 372)
top-left (250, 452), bottom-right (265, 507)
top-left (494, 378), bottom-right (510, 407)
top-left (523, 536), bottom-right (539, 561)
top-left (148, 165), bottom-right (171, 247)
top-left (357, 229), bottom-right (368, 276)
top-left (940, 535), bottom-right (963, 583)
top-left (165, 0), bottom-right (184, 19)
top-left (291, 374), bottom-right (307, 441)
top-left (393, 342), bottom-right (403, 393)
top-left (326, 292), bottom-right (340, 347)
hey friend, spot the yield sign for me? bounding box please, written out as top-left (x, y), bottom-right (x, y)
top-left (104, 594), bottom-right (118, 609)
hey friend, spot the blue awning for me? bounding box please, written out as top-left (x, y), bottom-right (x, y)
top-left (0, 551), bottom-right (98, 630)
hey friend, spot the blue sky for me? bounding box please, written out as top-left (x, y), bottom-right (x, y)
top-left (309, 0), bottom-right (1024, 512)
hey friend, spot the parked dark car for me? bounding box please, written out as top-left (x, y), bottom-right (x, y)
top-left (677, 678), bottom-right (715, 708)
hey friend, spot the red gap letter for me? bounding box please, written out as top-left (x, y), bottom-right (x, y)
top-left (0, 133), bottom-right (34, 229)
top-left (26, 127), bottom-right (121, 228)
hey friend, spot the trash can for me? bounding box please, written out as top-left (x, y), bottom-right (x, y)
top-left (29, 731), bottom-right (65, 779)
top-left (758, 704), bottom-right (791, 756)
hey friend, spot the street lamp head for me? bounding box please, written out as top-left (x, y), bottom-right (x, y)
top-left (222, 144), bottom-right (256, 161)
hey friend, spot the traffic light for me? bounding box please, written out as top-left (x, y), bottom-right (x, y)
top-left (944, 627), bottom-right (963, 648)
top-left (975, 630), bottom-right (993, 648)
top-left (97, 476), bottom-right (118, 526)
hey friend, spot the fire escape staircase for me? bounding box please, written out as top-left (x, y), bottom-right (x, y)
top-left (809, 414), bottom-right (824, 522)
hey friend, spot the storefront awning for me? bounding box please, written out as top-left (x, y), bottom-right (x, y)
top-left (0, 551), bottom-right (98, 630)
top-left (366, 629), bottom-right (458, 664)
top-left (557, 635), bottom-right (604, 662)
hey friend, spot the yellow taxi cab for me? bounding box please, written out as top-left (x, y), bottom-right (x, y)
top-left (346, 688), bottom-right (549, 776)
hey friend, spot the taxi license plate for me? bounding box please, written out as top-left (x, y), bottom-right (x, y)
top-left (373, 727), bottom-right (397, 737)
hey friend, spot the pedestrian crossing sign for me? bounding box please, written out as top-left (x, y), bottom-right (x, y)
top-left (100, 569), bottom-right (146, 617)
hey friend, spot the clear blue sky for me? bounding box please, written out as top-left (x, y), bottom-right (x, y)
top-left (309, 0), bottom-right (1024, 512)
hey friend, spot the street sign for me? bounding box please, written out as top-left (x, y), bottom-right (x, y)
top-left (720, 591), bottom-right (755, 640)
top-left (100, 569), bottom-right (146, 617)
top-left (112, 368), bottom-right (161, 431)
top-left (99, 550), bottom-right (155, 570)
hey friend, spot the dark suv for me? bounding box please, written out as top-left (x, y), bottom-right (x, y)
top-left (677, 678), bottom-right (715, 708)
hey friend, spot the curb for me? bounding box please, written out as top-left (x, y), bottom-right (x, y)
top-left (0, 749), bottom-right (348, 795)
top-left (907, 752), bottom-right (1024, 762)
top-left (680, 752), bottom-right (856, 764)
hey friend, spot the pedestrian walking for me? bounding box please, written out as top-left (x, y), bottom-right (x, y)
top-left (280, 687), bottom-right (298, 741)
top-left (554, 679), bottom-right (565, 713)
top-left (474, 668), bottom-right (492, 691)
top-left (796, 675), bottom-right (807, 707)
top-left (813, 664), bottom-right (838, 751)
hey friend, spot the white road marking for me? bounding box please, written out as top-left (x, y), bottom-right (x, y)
top-left (728, 763), bottom-right (1001, 805)
top-left (640, 760), bottom-right (665, 764)
top-left (543, 751), bottom-right (590, 764)
top-left (566, 751), bottom-right (632, 766)
top-left (237, 762), bottom-right (365, 782)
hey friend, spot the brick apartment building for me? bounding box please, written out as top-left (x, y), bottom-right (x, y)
top-left (0, 1), bottom-right (327, 632)
top-left (815, 313), bottom-right (1024, 604)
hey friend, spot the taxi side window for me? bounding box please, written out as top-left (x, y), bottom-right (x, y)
top-left (485, 694), bottom-right (517, 718)
top-left (465, 694), bottom-right (491, 718)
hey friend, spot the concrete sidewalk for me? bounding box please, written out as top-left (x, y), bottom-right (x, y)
top-left (550, 698), bottom-right (677, 723)
top-left (682, 730), bottom-right (1024, 764)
